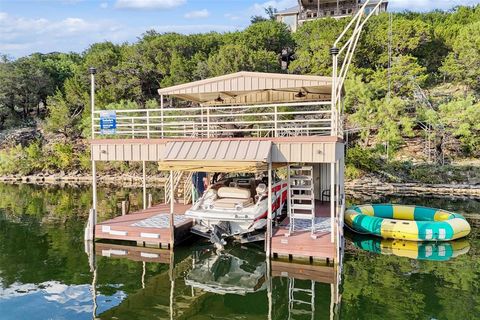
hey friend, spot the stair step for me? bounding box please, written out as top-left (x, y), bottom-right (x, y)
top-left (290, 195), bottom-right (314, 200)
top-left (289, 166), bottom-right (313, 170)
top-left (292, 288), bottom-right (314, 294)
top-left (291, 204), bottom-right (314, 210)
top-left (290, 175), bottom-right (313, 181)
top-left (290, 186), bottom-right (313, 191)
top-left (290, 213), bottom-right (314, 219)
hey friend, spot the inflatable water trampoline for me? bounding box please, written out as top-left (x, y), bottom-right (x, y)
top-left (345, 204), bottom-right (471, 241)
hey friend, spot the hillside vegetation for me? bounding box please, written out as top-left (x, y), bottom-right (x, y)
top-left (0, 6), bottom-right (479, 181)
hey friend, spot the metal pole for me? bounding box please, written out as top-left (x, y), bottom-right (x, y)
top-left (89, 67), bottom-right (98, 237)
top-left (266, 162), bottom-right (273, 257)
top-left (143, 161), bottom-right (147, 210)
top-left (330, 162), bottom-right (335, 243)
top-left (169, 170), bottom-right (175, 249)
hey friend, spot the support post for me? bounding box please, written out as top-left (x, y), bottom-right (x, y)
top-left (142, 161), bottom-right (147, 210)
top-left (121, 201), bottom-right (127, 216)
top-left (206, 105), bottom-right (210, 138)
top-left (89, 67), bottom-right (97, 241)
top-left (266, 162), bottom-right (273, 257)
top-left (330, 162), bottom-right (335, 243)
top-left (169, 170), bottom-right (175, 249)
top-left (160, 94), bottom-right (164, 138)
top-left (148, 193), bottom-right (152, 208)
top-left (274, 105), bottom-right (278, 137)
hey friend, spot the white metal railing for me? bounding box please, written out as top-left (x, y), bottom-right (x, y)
top-left (93, 101), bottom-right (333, 139)
top-left (331, 0), bottom-right (384, 138)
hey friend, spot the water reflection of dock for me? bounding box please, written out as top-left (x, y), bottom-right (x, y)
top-left (89, 242), bottom-right (341, 319)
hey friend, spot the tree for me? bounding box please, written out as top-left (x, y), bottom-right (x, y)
top-left (43, 91), bottom-right (79, 139)
top-left (207, 44), bottom-right (279, 76)
top-left (242, 20), bottom-right (294, 53)
top-left (440, 21), bottom-right (480, 90)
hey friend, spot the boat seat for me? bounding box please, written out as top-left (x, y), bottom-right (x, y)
top-left (213, 197), bottom-right (254, 209)
top-left (217, 187), bottom-right (251, 199)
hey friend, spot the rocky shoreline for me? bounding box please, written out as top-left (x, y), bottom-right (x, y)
top-left (346, 176), bottom-right (480, 200)
top-left (1, 174), bottom-right (480, 199)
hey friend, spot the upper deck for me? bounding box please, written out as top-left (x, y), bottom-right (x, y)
top-left (91, 72), bottom-right (343, 141)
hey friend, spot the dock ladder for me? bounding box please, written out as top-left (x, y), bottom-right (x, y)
top-left (287, 278), bottom-right (316, 320)
top-left (287, 165), bottom-right (316, 238)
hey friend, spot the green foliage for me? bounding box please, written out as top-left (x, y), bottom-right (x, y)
top-left (1, 5), bottom-right (480, 175)
top-left (207, 44), bottom-right (280, 76)
top-left (46, 142), bottom-right (75, 171)
top-left (346, 146), bottom-right (381, 173)
top-left (431, 96), bottom-right (480, 156)
top-left (289, 18), bottom-right (346, 75)
top-left (440, 21), bottom-right (480, 90)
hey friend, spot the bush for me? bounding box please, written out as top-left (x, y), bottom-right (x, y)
top-left (345, 164), bottom-right (363, 180)
top-left (45, 142), bottom-right (75, 171)
top-left (346, 146), bottom-right (382, 173)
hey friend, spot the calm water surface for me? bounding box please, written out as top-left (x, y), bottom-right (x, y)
top-left (0, 183), bottom-right (479, 320)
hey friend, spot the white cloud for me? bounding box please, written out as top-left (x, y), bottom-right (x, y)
top-left (184, 9), bottom-right (210, 19)
top-left (251, 0), bottom-right (297, 16)
top-left (115, 0), bottom-right (186, 10)
top-left (100, 2), bottom-right (109, 9)
top-left (388, 0), bottom-right (480, 11)
top-left (224, 13), bottom-right (240, 21)
top-left (0, 12), bottom-right (127, 57)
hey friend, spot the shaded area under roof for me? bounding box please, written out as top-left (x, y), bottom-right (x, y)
top-left (159, 140), bottom-right (285, 172)
top-left (157, 71), bottom-right (334, 105)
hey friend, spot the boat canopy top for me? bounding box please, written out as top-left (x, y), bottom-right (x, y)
top-left (158, 140), bottom-right (285, 172)
top-left (157, 71), bottom-right (337, 106)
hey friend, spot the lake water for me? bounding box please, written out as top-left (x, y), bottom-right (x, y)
top-left (0, 183), bottom-right (478, 319)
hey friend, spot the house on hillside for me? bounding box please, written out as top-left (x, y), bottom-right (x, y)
top-left (275, 0), bottom-right (388, 31)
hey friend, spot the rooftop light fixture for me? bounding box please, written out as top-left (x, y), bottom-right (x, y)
top-left (295, 91), bottom-right (306, 98)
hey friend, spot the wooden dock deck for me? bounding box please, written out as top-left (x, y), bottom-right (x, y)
top-left (95, 203), bottom-right (193, 248)
top-left (271, 201), bottom-right (335, 261)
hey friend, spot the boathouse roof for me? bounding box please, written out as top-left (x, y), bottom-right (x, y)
top-left (157, 71), bottom-right (335, 105)
top-left (159, 140), bottom-right (282, 172)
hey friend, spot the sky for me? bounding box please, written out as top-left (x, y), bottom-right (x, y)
top-left (0, 0), bottom-right (479, 58)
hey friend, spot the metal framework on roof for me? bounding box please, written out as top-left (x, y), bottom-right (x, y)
top-left (157, 71), bottom-right (335, 105)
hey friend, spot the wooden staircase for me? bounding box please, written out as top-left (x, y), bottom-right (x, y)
top-left (165, 171), bottom-right (194, 205)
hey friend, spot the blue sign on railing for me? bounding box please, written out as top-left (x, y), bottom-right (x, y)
top-left (99, 110), bottom-right (117, 135)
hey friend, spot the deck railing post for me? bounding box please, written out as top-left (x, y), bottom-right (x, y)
top-left (146, 110), bottom-right (150, 139)
top-left (131, 118), bottom-right (135, 139)
top-left (160, 94), bottom-right (164, 138)
top-left (206, 105), bottom-right (210, 138)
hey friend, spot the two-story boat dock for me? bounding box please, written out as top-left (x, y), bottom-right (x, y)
top-left (87, 71), bottom-right (345, 263)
